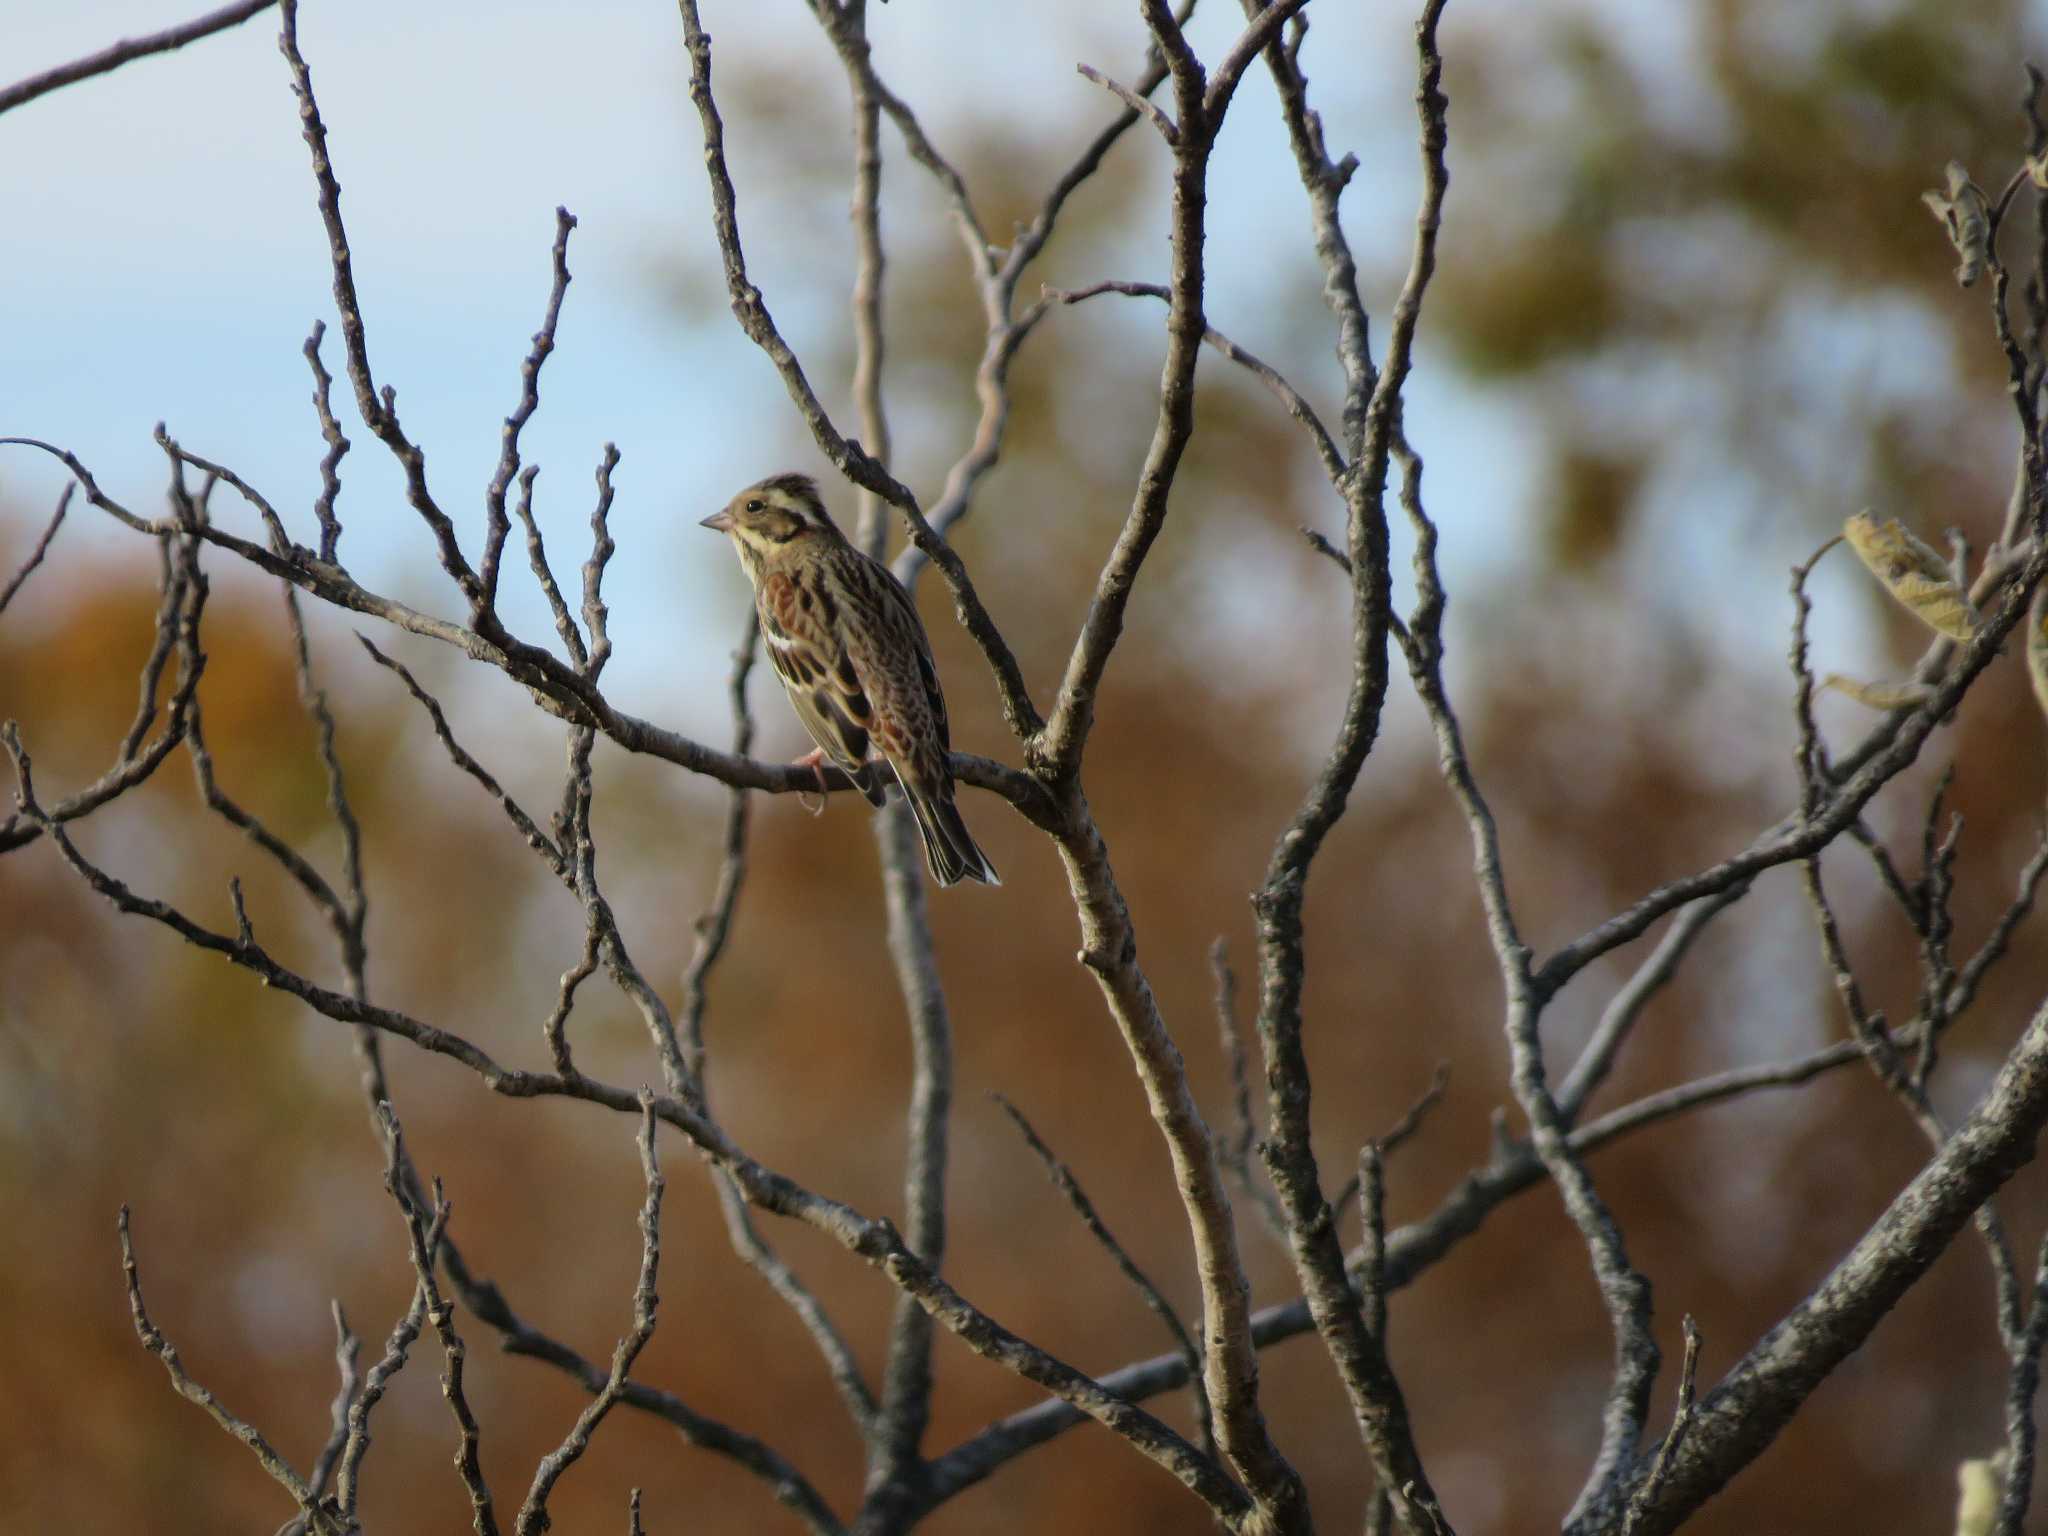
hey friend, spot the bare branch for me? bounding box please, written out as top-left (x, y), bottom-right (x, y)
top-left (1398, 413), bottom-right (1655, 1525)
top-left (377, 1111), bottom-right (500, 1535)
top-left (1378, 1062), bottom-right (1453, 1158)
top-left (517, 1100), bottom-right (665, 1536)
top-left (335, 1273), bottom-right (428, 1520)
top-left (1234, 9), bottom-right (1461, 1526)
top-left (675, 0), bottom-right (1042, 739)
top-left (277, 0), bottom-right (483, 609)
top-left (1038, 0), bottom-right (1225, 777)
top-left (932, 997), bottom-right (2042, 1513)
top-left (898, 0), bottom-right (1196, 580)
top-left (1583, 1000), bottom-right (2048, 1536)
top-left (440, 1236), bottom-right (847, 1536)
top-left (507, 463), bottom-right (584, 668)
top-left (358, 636), bottom-right (567, 878)
top-left (482, 207), bottom-right (579, 614)
top-left (1359, 1144), bottom-right (1392, 1536)
top-left (1330, 1064), bottom-right (1453, 1220)
top-left (275, 1303), bottom-right (362, 1536)
top-left (117, 1207), bottom-right (341, 1535)
top-left (1249, 3), bottom-right (1374, 458)
top-left (1209, 938), bottom-right (1288, 1242)
top-left (1573, 1034), bottom-right (1877, 1147)
top-left (311, 1304), bottom-right (359, 1502)
top-left (0, 521), bottom-right (204, 857)
top-left (1948, 827), bottom-right (2048, 1020)
top-left (1538, 542), bottom-right (2048, 998)
top-left (1622, 1318), bottom-right (1701, 1536)
top-left (12, 719), bottom-right (1247, 1524)
top-left (1204, 0), bottom-right (1315, 119)
top-left (808, 0), bottom-right (993, 308)
top-left (1051, 280), bottom-right (1346, 482)
top-left (1995, 1232), bottom-right (2048, 1535)
top-left (303, 322), bottom-right (350, 563)
top-left (0, 484), bottom-right (70, 616)
top-left (665, 615), bottom-right (881, 1446)
top-left (871, 791), bottom-right (954, 1480)
top-left (1076, 63), bottom-right (1178, 144)
top-left (0, 436), bottom-right (157, 533)
top-left (681, 615), bottom-right (757, 1080)
top-left (795, 21), bottom-right (959, 1484)
top-left (9, 431), bottom-right (1052, 824)
top-left (994, 1093), bottom-right (1214, 1458)
top-left (844, 20), bottom-right (891, 559)
top-left (0, 0), bottom-right (275, 118)
top-left (1559, 885), bottom-right (1752, 1122)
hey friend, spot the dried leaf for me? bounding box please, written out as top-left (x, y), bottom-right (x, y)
top-left (2028, 150), bottom-right (2048, 192)
top-left (1820, 673), bottom-right (1936, 711)
top-left (1842, 511), bottom-right (1979, 640)
top-left (1953, 1454), bottom-right (2005, 1536)
top-left (2030, 588), bottom-right (2048, 723)
top-left (1921, 160), bottom-right (1990, 287)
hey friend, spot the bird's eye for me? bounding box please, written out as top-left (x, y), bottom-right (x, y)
top-left (745, 499), bottom-right (764, 513)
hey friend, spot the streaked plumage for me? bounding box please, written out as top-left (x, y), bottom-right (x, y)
top-left (701, 473), bottom-right (1000, 888)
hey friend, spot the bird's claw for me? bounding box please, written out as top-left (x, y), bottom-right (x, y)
top-left (793, 748), bottom-right (832, 817)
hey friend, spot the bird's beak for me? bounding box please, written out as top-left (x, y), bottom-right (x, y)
top-left (699, 510), bottom-right (734, 533)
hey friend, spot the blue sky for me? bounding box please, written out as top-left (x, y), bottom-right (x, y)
top-left (1, 0), bottom-right (1922, 776)
top-left (1, 2), bottom-right (1559, 737)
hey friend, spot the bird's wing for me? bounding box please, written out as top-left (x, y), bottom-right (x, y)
top-left (857, 552), bottom-right (951, 752)
top-left (759, 567), bottom-right (876, 776)
top-left (836, 553), bottom-right (957, 803)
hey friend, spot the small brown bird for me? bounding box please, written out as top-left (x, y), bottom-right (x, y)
top-left (701, 473), bottom-right (1000, 887)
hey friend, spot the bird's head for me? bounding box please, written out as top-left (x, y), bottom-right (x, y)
top-left (700, 473), bottom-right (842, 562)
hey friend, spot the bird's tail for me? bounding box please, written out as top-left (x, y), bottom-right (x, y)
top-left (902, 785), bottom-right (1000, 888)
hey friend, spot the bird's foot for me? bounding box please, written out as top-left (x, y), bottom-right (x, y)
top-left (792, 748), bottom-right (831, 817)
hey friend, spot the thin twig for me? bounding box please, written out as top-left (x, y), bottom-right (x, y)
top-left (994, 1093), bottom-right (1214, 1458)
top-left (1396, 419), bottom-right (1656, 1523)
top-left (4, 435), bottom-right (1046, 818)
top-left (278, 0), bottom-right (484, 608)
top-left (0, 0), bottom-right (275, 117)
top-left (517, 1100), bottom-right (665, 1536)
top-left (898, 0), bottom-right (1197, 580)
top-left (1995, 1232), bottom-right (2048, 1535)
top-left (117, 1207), bottom-right (341, 1535)
top-left (1558, 888), bottom-right (1749, 1122)
top-left (0, 484), bottom-right (71, 615)
top-left (1051, 281), bottom-right (1347, 482)
top-left (481, 208), bottom-right (579, 614)
top-left (1586, 1000), bottom-right (2048, 1534)
top-left (1076, 63), bottom-right (1178, 143)
top-left (581, 446), bottom-right (619, 680)
top-left (7, 723), bottom-right (1241, 1523)
top-left (1330, 1064), bottom-right (1452, 1219)
top-left (1209, 938), bottom-right (1288, 1241)
top-left (1621, 1318), bottom-right (1701, 1536)
top-left (676, 0), bottom-right (1042, 738)
top-left (358, 637), bottom-right (567, 877)
top-left (1948, 827), bottom-right (2048, 1020)
top-left (304, 323), bottom-right (350, 563)
top-left (310, 1304), bottom-right (359, 1500)
top-left (1359, 1144), bottom-right (1393, 1536)
top-left (1538, 535), bottom-right (2048, 997)
top-left (805, 18), bottom-right (958, 1482)
top-left (275, 1304), bottom-right (363, 1536)
top-left (0, 523), bottom-right (202, 857)
top-left (377, 1110), bottom-right (499, 1535)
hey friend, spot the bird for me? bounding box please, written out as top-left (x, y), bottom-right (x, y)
top-left (700, 472), bottom-right (1000, 888)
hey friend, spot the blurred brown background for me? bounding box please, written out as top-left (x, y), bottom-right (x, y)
top-left (4, 0), bottom-right (2048, 1531)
